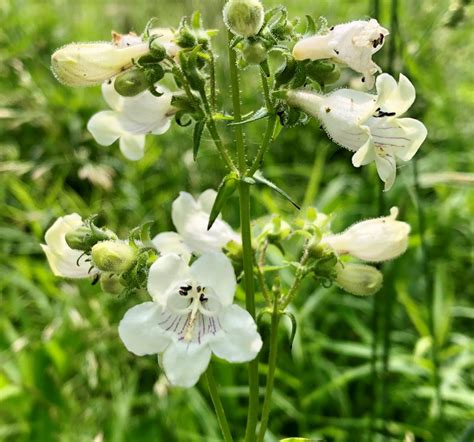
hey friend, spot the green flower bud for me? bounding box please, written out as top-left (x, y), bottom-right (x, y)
top-left (144, 64), bottom-right (165, 84)
top-left (242, 40), bottom-right (267, 65)
top-left (91, 241), bottom-right (137, 273)
top-left (114, 68), bottom-right (148, 97)
top-left (223, 0), bottom-right (265, 37)
top-left (176, 27), bottom-right (197, 48)
top-left (149, 39), bottom-right (167, 61)
top-left (335, 263), bottom-right (383, 296)
top-left (307, 60), bottom-right (340, 85)
top-left (65, 224), bottom-right (113, 251)
top-left (100, 273), bottom-right (124, 295)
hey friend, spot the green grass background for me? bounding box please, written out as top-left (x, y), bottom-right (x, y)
top-left (0, 0), bottom-right (473, 440)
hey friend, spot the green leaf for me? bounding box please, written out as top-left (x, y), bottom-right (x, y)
top-left (283, 312), bottom-right (297, 349)
top-left (191, 11), bottom-right (201, 29)
top-left (253, 171), bottom-right (301, 210)
top-left (304, 15), bottom-right (316, 35)
top-left (228, 107), bottom-right (269, 126)
top-left (193, 120), bottom-right (205, 160)
top-left (207, 173), bottom-right (239, 230)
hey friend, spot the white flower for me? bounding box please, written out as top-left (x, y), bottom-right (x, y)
top-left (41, 214), bottom-right (95, 278)
top-left (153, 190), bottom-right (240, 262)
top-left (321, 207), bottom-right (410, 262)
top-left (335, 263), bottom-right (383, 296)
top-left (293, 19), bottom-right (389, 88)
top-left (87, 81), bottom-right (175, 160)
top-left (51, 42), bottom-right (149, 87)
top-left (118, 253), bottom-right (262, 387)
top-left (287, 73), bottom-right (427, 191)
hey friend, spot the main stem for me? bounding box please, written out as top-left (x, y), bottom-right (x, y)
top-left (205, 365), bottom-right (233, 442)
top-left (227, 31), bottom-right (259, 442)
top-left (257, 307), bottom-right (280, 442)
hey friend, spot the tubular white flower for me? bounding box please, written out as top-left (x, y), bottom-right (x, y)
top-left (321, 207), bottom-right (410, 262)
top-left (118, 253), bottom-right (262, 387)
top-left (335, 263), bottom-right (383, 296)
top-left (152, 190), bottom-right (240, 262)
top-left (287, 73), bottom-right (427, 191)
top-left (41, 214), bottom-right (96, 278)
top-left (51, 28), bottom-right (177, 87)
top-left (87, 81), bottom-right (174, 160)
top-left (51, 42), bottom-right (149, 87)
top-left (293, 19), bottom-right (389, 88)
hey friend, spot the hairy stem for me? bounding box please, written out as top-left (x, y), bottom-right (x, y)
top-left (257, 305), bottom-right (281, 442)
top-left (205, 365), bottom-right (233, 442)
top-left (227, 30), bottom-right (259, 442)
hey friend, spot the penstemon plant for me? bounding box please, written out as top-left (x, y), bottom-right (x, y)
top-left (44, 1), bottom-right (427, 440)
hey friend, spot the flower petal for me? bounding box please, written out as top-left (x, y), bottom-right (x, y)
top-left (41, 244), bottom-right (92, 278)
top-left (118, 302), bottom-right (171, 356)
top-left (190, 253), bottom-right (236, 306)
top-left (44, 213), bottom-right (82, 252)
top-left (197, 189), bottom-right (217, 214)
top-left (393, 118), bottom-right (427, 161)
top-left (119, 134), bottom-right (145, 161)
top-left (376, 73), bottom-right (416, 116)
top-left (152, 231), bottom-right (192, 263)
top-left (87, 110), bottom-right (123, 146)
top-left (210, 305), bottom-right (262, 363)
top-left (172, 191), bottom-right (199, 235)
top-left (375, 153), bottom-right (397, 191)
top-left (101, 80), bottom-right (123, 111)
top-left (161, 342), bottom-right (211, 387)
top-left (147, 254), bottom-right (191, 305)
top-left (351, 136), bottom-right (375, 167)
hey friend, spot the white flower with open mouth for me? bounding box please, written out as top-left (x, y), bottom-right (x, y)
top-left (287, 73), bottom-right (427, 191)
top-left (87, 81), bottom-right (175, 160)
top-left (41, 214), bottom-right (95, 278)
top-left (152, 190), bottom-right (240, 262)
top-left (293, 19), bottom-right (389, 88)
top-left (321, 207), bottom-right (411, 262)
top-left (119, 252), bottom-right (262, 387)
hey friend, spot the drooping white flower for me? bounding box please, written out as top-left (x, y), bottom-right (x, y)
top-left (321, 207), bottom-right (410, 262)
top-left (51, 29), bottom-right (178, 87)
top-left (41, 214), bottom-right (95, 278)
top-left (287, 73), bottom-right (427, 190)
top-left (118, 253), bottom-right (262, 387)
top-left (87, 81), bottom-right (175, 160)
top-left (293, 19), bottom-right (389, 88)
top-left (153, 190), bottom-right (240, 262)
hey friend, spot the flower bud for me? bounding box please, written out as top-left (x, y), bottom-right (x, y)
top-left (149, 39), bottom-right (167, 61)
top-left (114, 68), bottom-right (149, 97)
top-left (91, 241), bottom-right (137, 273)
top-left (223, 0), bottom-right (265, 37)
top-left (335, 263), bottom-right (383, 296)
top-left (322, 207), bottom-right (410, 262)
top-left (100, 273), bottom-right (124, 295)
top-left (307, 60), bottom-right (340, 85)
top-left (65, 224), bottom-right (114, 251)
top-left (242, 40), bottom-right (267, 64)
top-left (51, 42), bottom-right (149, 86)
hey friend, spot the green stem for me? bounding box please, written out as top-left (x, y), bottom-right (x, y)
top-left (227, 30), bottom-right (259, 442)
top-left (205, 116), bottom-right (238, 173)
top-left (205, 365), bottom-right (233, 442)
top-left (257, 307), bottom-right (281, 442)
top-left (248, 115), bottom-right (277, 177)
top-left (210, 51), bottom-right (217, 112)
top-left (302, 144), bottom-right (328, 207)
top-left (413, 160), bottom-right (444, 439)
top-left (259, 65), bottom-right (273, 111)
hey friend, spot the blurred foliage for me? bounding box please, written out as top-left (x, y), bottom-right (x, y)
top-left (0, 0), bottom-right (473, 441)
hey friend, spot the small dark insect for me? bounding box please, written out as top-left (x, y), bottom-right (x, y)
top-left (361, 76), bottom-right (366, 83)
top-left (329, 26), bottom-right (334, 31)
top-left (325, 107), bottom-right (331, 113)
top-left (334, 49), bottom-right (340, 55)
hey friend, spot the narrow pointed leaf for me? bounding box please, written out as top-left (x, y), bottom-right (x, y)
top-left (253, 171), bottom-right (301, 210)
top-left (193, 120), bottom-right (205, 160)
top-left (305, 15), bottom-right (316, 35)
top-left (284, 312), bottom-right (298, 349)
top-left (228, 107), bottom-right (269, 126)
top-left (207, 173), bottom-right (239, 230)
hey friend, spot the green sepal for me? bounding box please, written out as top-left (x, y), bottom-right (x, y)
top-left (228, 107), bottom-right (269, 126)
top-left (129, 221), bottom-right (155, 244)
top-left (275, 55), bottom-right (297, 88)
top-left (260, 60), bottom-right (270, 77)
top-left (304, 15), bottom-right (317, 36)
top-left (175, 110), bottom-right (193, 127)
top-left (283, 312), bottom-right (297, 349)
top-left (191, 10), bottom-right (202, 29)
top-left (207, 172), bottom-right (239, 230)
top-left (193, 120), bottom-right (206, 160)
top-left (253, 171), bottom-right (301, 210)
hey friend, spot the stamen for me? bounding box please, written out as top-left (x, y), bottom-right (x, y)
top-left (183, 299), bottom-right (200, 342)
